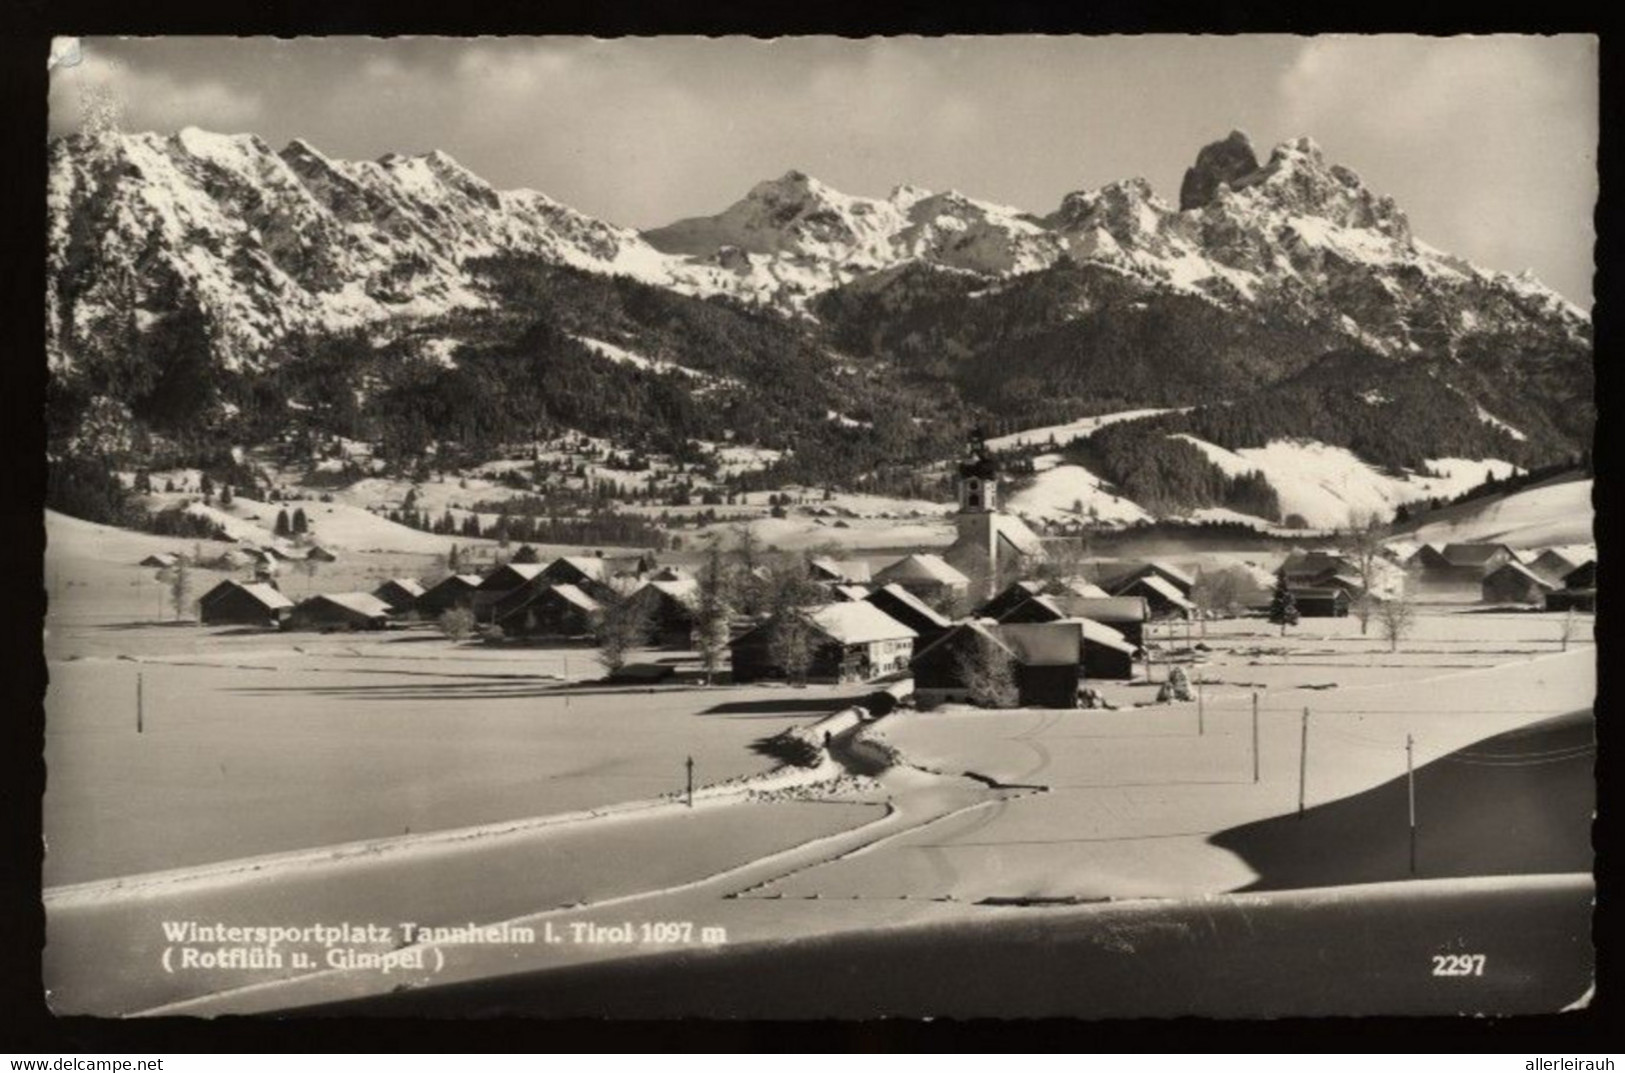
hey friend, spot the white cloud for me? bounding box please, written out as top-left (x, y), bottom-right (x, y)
top-left (49, 49), bottom-right (263, 134)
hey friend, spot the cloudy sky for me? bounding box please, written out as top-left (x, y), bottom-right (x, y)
top-left (49, 35), bottom-right (1597, 306)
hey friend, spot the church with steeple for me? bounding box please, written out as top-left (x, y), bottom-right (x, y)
top-left (943, 428), bottom-right (1046, 603)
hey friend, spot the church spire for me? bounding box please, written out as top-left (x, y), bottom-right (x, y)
top-left (957, 425), bottom-right (999, 513)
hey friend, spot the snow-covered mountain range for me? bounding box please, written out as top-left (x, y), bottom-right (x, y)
top-left (47, 126), bottom-right (1588, 374)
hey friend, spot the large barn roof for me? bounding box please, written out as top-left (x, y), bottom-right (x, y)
top-left (556, 556), bottom-right (610, 581)
top-left (806, 601), bottom-right (916, 644)
top-left (307, 592), bottom-right (392, 617)
top-left (546, 583), bottom-right (602, 612)
top-left (234, 581), bottom-right (295, 610)
top-left (1440, 543), bottom-right (1516, 566)
top-left (1058, 596), bottom-right (1151, 623)
top-left (1124, 574), bottom-right (1196, 607)
top-left (875, 553), bottom-right (971, 588)
top-left (809, 556), bottom-right (874, 583)
top-left (1484, 561), bottom-right (1556, 589)
top-left (377, 578), bottom-right (425, 597)
top-left (868, 584), bottom-right (951, 628)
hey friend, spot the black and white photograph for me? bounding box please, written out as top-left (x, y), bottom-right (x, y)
top-left (36, 33), bottom-right (1597, 1022)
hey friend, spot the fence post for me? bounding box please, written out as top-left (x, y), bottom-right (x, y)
top-left (1406, 734), bottom-right (1417, 876)
top-left (1297, 707), bottom-right (1309, 817)
top-left (137, 673), bottom-right (144, 735)
top-left (1251, 692), bottom-right (1260, 784)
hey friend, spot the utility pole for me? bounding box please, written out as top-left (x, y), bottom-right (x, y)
top-left (136, 673), bottom-right (144, 735)
top-left (1251, 692), bottom-right (1260, 784)
top-left (685, 755), bottom-right (694, 809)
top-left (1297, 707), bottom-right (1309, 818)
top-left (1197, 681), bottom-right (1204, 736)
top-left (1406, 733), bottom-right (1417, 877)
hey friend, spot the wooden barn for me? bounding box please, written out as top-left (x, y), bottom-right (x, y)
top-left (1278, 551), bottom-right (1357, 585)
top-left (306, 545), bottom-right (339, 563)
top-left (197, 580), bottom-right (293, 628)
top-left (865, 584), bottom-right (952, 649)
top-left (729, 602), bottom-right (915, 685)
top-left (1290, 587), bottom-right (1350, 618)
top-left (372, 578), bottom-right (425, 614)
top-left (1413, 543), bottom-right (1519, 588)
top-left (287, 592), bottom-right (391, 631)
top-left (539, 556), bottom-right (617, 601)
top-left (1564, 561), bottom-right (1597, 590)
top-left (493, 583), bottom-right (600, 640)
top-left (140, 552), bottom-right (180, 568)
top-left (1071, 617), bottom-right (1138, 680)
top-left (1109, 561), bottom-right (1196, 599)
top-left (1114, 575), bottom-right (1195, 620)
top-left (873, 553), bottom-right (971, 603)
top-left (624, 578), bottom-right (701, 648)
top-left (975, 580), bottom-right (1048, 621)
top-left (1002, 594), bottom-right (1152, 648)
top-left (1528, 549), bottom-right (1579, 584)
top-left (473, 563), bottom-right (548, 621)
top-left (415, 573), bottom-right (483, 617)
top-left (911, 620), bottom-right (1085, 709)
top-left (1541, 560), bottom-right (1595, 613)
top-left (1481, 562), bottom-right (1556, 605)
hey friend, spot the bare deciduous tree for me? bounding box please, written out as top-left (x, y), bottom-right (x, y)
top-left (438, 606), bottom-right (475, 642)
top-left (768, 612), bottom-right (815, 687)
top-left (1376, 595), bottom-right (1416, 653)
top-left (1342, 510), bottom-right (1390, 636)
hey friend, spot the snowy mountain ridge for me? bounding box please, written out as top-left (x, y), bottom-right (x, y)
top-left (48, 126), bottom-right (1588, 375)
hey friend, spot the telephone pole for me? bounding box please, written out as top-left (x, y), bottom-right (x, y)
top-left (136, 673), bottom-right (144, 735)
top-left (1251, 692), bottom-right (1260, 784)
top-left (685, 755), bottom-right (694, 809)
top-left (1406, 734), bottom-right (1417, 876)
top-left (1297, 707), bottom-right (1309, 818)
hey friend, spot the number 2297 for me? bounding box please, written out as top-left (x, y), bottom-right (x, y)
top-left (1432, 954), bottom-right (1486, 976)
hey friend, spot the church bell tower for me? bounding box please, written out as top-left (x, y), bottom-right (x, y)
top-left (956, 427), bottom-right (999, 513)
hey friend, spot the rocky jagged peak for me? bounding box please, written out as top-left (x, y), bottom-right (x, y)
top-left (889, 183), bottom-right (932, 209)
top-left (1179, 130), bottom-right (1259, 211)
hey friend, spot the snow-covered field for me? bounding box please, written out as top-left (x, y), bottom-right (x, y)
top-left (1005, 464), bottom-right (1153, 525)
top-left (1408, 477), bottom-right (1595, 550)
top-left (1175, 436), bottom-right (1521, 529)
top-left (987, 408), bottom-right (1188, 451)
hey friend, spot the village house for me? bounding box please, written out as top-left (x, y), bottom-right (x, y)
top-left (1527, 549), bottom-right (1580, 584)
top-left (872, 553), bottom-right (971, 604)
top-left (624, 578), bottom-right (701, 648)
top-left (864, 583), bottom-right (953, 650)
top-left (197, 579), bottom-right (294, 628)
top-left (414, 573), bottom-right (483, 617)
top-left (1108, 561), bottom-right (1196, 599)
top-left (492, 583), bottom-right (600, 640)
top-left (140, 552), bottom-right (180, 568)
top-left (976, 579), bottom-right (1049, 621)
top-left (1113, 574), bottom-right (1195, 620)
top-left (371, 578), bottom-right (425, 615)
top-left (807, 556), bottom-right (874, 586)
top-left (1289, 587), bottom-right (1350, 618)
top-left (1070, 617), bottom-right (1139, 680)
top-left (472, 563), bottom-right (549, 621)
top-left (287, 592), bottom-right (391, 631)
top-left (729, 602), bottom-right (916, 685)
top-left (941, 430), bottom-right (1047, 602)
top-left (829, 584), bottom-right (873, 603)
top-left (305, 545), bottom-right (339, 563)
top-left (1481, 562), bottom-right (1557, 605)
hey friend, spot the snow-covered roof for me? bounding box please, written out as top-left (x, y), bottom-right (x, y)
top-left (1058, 578), bottom-right (1112, 599)
top-left (546, 583), bottom-right (602, 612)
top-left (1484, 561), bottom-right (1556, 589)
top-left (640, 577), bottom-right (700, 604)
top-left (992, 515), bottom-right (1046, 558)
top-left (307, 591), bottom-right (391, 617)
top-left (875, 553), bottom-right (970, 588)
top-left (1440, 543), bottom-right (1515, 566)
top-left (806, 601), bottom-right (916, 644)
top-left (868, 584), bottom-right (951, 628)
top-left (237, 581), bottom-right (294, 610)
top-left (831, 584), bottom-right (873, 602)
top-left (557, 556), bottom-right (610, 581)
top-left (1064, 596), bottom-right (1152, 623)
top-left (996, 622), bottom-right (1082, 667)
top-left (912, 619), bottom-right (1016, 664)
top-left (1051, 616), bottom-right (1137, 655)
top-left (1123, 574), bottom-right (1195, 607)
top-left (809, 556), bottom-right (873, 583)
top-left (1134, 561), bottom-right (1195, 587)
top-left (377, 578), bottom-right (425, 597)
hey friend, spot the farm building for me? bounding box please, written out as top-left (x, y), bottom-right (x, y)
top-left (1071, 617), bottom-right (1138, 680)
top-left (371, 578), bottom-right (425, 614)
top-left (975, 580), bottom-right (1048, 621)
top-left (873, 553), bottom-right (971, 603)
top-left (1564, 561), bottom-right (1597, 590)
top-left (306, 546), bottom-right (339, 563)
top-left (1108, 562), bottom-right (1196, 599)
top-left (1313, 573), bottom-right (1368, 599)
top-left (493, 584), bottom-right (601, 640)
top-left (287, 592), bottom-right (391, 631)
top-left (197, 580), bottom-right (294, 628)
top-left (1001, 594), bottom-right (1152, 647)
top-left (729, 602), bottom-right (916, 685)
top-left (807, 556), bottom-right (874, 585)
top-left (1053, 577), bottom-right (1112, 599)
top-left (140, 553), bottom-right (180, 568)
top-left (865, 584), bottom-right (952, 649)
top-left (829, 584), bottom-right (873, 603)
top-left (911, 620), bottom-right (1087, 709)
top-left (1114, 575), bottom-right (1195, 620)
top-left (415, 573), bottom-right (483, 617)
top-left (215, 548), bottom-right (251, 569)
top-left (539, 556), bottom-right (618, 601)
top-left (473, 563), bottom-right (548, 620)
top-left (1481, 562), bottom-right (1556, 606)
top-left (1541, 560), bottom-right (1596, 613)
top-left (1277, 551), bottom-right (1357, 584)
top-left (1289, 587), bottom-right (1350, 618)
top-left (1413, 543), bottom-right (1519, 588)
top-left (625, 578), bottom-right (701, 647)
top-left (1527, 550), bottom-right (1580, 584)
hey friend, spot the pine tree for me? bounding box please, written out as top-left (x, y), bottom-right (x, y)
top-left (275, 509), bottom-right (291, 537)
top-left (292, 507), bottom-right (308, 534)
top-left (1268, 575), bottom-right (1299, 636)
